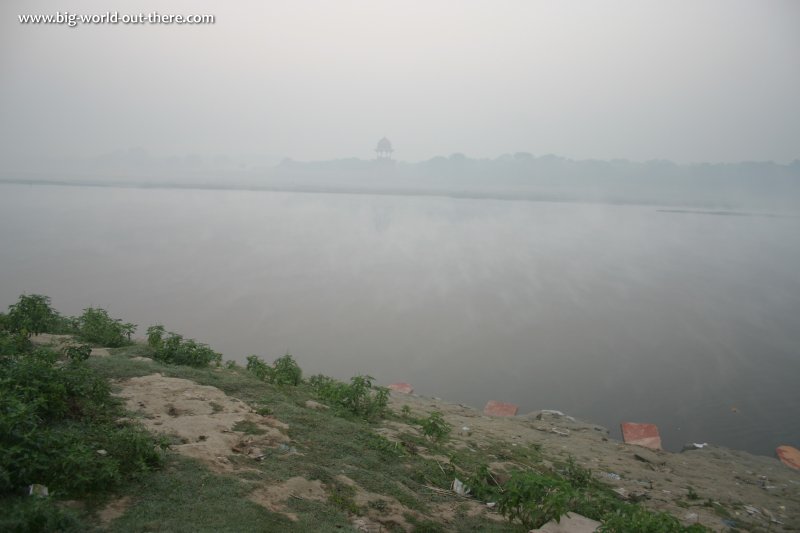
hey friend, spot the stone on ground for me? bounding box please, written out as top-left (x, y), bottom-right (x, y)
top-left (620, 422), bottom-right (662, 450)
top-left (529, 512), bottom-right (600, 532)
top-left (388, 382), bottom-right (414, 394)
top-left (483, 400), bottom-right (519, 417)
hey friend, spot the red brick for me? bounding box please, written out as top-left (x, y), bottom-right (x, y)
top-left (483, 400), bottom-right (519, 417)
top-left (387, 382), bottom-right (414, 394)
top-left (776, 445), bottom-right (800, 470)
top-left (620, 422), bottom-right (662, 450)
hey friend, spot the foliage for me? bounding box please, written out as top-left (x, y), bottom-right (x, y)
top-left (309, 374), bottom-right (389, 421)
top-left (76, 307), bottom-right (135, 347)
top-left (4, 294), bottom-right (59, 337)
top-left (272, 353), bottom-right (302, 385)
top-left (487, 459), bottom-right (709, 532)
top-left (599, 506), bottom-right (708, 532)
top-left (65, 344), bottom-right (92, 363)
top-left (497, 470), bottom-right (576, 529)
top-left (146, 325), bottom-right (221, 368)
top-left (420, 411), bottom-right (451, 443)
top-left (245, 353), bottom-right (302, 385)
top-left (0, 347), bottom-right (166, 497)
top-left (246, 354), bottom-right (274, 381)
top-left (0, 496), bottom-right (82, 533)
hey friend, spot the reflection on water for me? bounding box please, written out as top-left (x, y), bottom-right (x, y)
top-left (1, 183), bottom-right (798, 455)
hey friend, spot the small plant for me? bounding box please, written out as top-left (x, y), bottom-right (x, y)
top-left (146, 325), bottom-right (221, 368)
top-left (224, 360), bottom-right (237, 369)
top-left (64, 343), bottom-right (92, 363)
top-left (309, 374), bottom-right (390, 421)
top-left (327, 481), bottom-right (359, 515)
top-left (76, 307), bottom-right (135, 347)
top-left (599, 506), bottom-right (708, 532)
top-left (420, 411), bottom-right (451, 442)
top-left (563, 456), bottom-right (594, 489)
top-left (245, 353), bottom-right (302, 385)
top-left (687, 486), bottom-right (699, 501)
top-left (255, 406), bottom-right (273, 416)
top-left (5, 294), bottom-right (58, 337)
top-left (400, 405), bottom-right (412, 418)
top-left (233, 420), bottom-right (266, 435)
top-left (497, 471), bottom-right (576, 529)
top-left (272, 352), bottom-right (302, 385)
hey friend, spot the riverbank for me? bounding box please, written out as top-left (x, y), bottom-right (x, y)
top-left (52, 335), bottom-right (800, 531)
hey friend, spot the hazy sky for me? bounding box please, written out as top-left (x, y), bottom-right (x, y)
top-left (1, 0), bottom-right (798, 164)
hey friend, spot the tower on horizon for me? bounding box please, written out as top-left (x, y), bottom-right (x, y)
top-left (375, 137), bottom-right (393, 160)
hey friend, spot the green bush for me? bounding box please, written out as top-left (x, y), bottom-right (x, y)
top-left (599, 506), bottom-right (708, 532)
top-left (497, 471), bottom-right (577, 529)
top-left (146, 325), bottom-right (221, 368)
top-left (0, 496), bottom-right (82, 533)
top-left (4, 294), bottom-right (58, 337)
top-left (420, 411), bottom-right (451, 443)
top-left (245, 353), bottom-right (302, 385)
top-left (246, 354), bottom-right (274, 381)
top-left (76, 307), bottom-right (135, 347)
top-left (272, 353), bottom-right (302, 385)
top-left (0, 348), bottom-right (166, 497)
top-left (309, 374), bottom-right (389, 421)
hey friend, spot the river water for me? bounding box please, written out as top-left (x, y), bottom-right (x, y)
top-left (1, 182), bottom-right (798, 455)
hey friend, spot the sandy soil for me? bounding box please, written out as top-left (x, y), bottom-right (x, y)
top-left (116, 374), bottom-right (290, 472)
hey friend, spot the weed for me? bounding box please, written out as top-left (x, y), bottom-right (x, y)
top-left (328, 481), bottom-right (359, 515)
top-left (65, 343), bottom-right (91, 363)
top-left (76, 307), bottom-right (135, 347)
top-left (0, 496), bottom-right (82, 532)
top-left (309, 374), bottom-right (389, 421)
top-left (232, 420), bottom-right (266, 435)
top-left (356, 431), bottom-right (405, 460)
top-left (420, 411), bottom-right (451, 443)
top-left (146, 325), bottom-right (221, 368)
top-left (246, 353), bottom-right (302, 385)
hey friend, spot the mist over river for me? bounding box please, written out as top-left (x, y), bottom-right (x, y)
top-left (1, 182), bottom-right (798, 455)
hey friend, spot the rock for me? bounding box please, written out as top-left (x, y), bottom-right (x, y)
top-left (304, 400), bottom-right (329, 410)
top-left (484, 400), bottom-right (519, 417)
top-left (681, 442), bottom-right (708, 452)
top-left (387, 382), bottom-right (414, 394)
top-left (90, 347), bottom-right (110, 357)
top-left (620, 422), bottom-right (662, 450)
top-left (28, 484), bottom-right (49, 497)
top-left (528, 512), bottom-right (601, 532)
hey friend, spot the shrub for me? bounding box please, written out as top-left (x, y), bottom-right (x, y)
top-left (76, 308), bottom-right (135, 347)
top-left (272, 353), bottom-right (302, 385)
top-left (246, 355), bottom-right (274, 381)
top-left (146, 325), bottom-right (221, 368)
top-left (5, 294), bottom-right (58, 337)
top-left (245, 353), bottom-right (302, 385)
top-left (0, 349), bottom-right (166, 497)
top-left (309, 374), bottom-right (389, 421)
top-left (0, 497), bottom-right (82, 533)
top-left (599, 506), bottom-right (708, 532)
top-left (497, 471), bottom-right (577, 529)
top-left (420, 411), bottom-right (451, 443)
